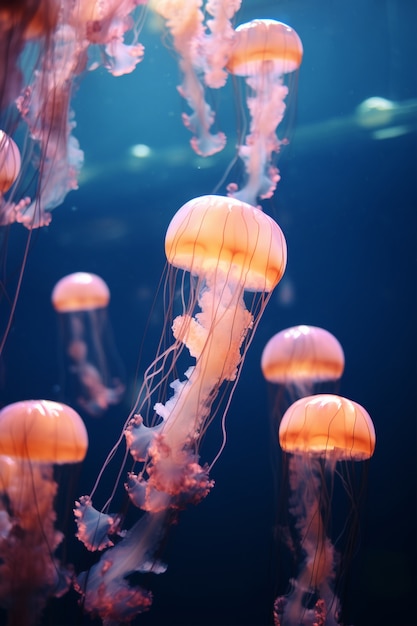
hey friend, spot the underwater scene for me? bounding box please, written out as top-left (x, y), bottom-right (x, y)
top-left (0, 1), bottom-right (416, 625)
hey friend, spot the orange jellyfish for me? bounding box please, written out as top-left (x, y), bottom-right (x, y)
top-left (261, 325), bottom-right (345, 404)
top-left (226, 19), bottom-right (303, 206)
top-left (0, 399), bottom-right (88, 626)
top-left (74, 194), bottom-right (287, 622)
top-left (51, 272), bottom-right (125, 417)
top-left (275, 394), bottom-right (376, 626)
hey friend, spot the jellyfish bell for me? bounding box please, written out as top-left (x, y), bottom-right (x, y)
top-left (52, 272), bottom-right (125, 417)
top-left (0, 398), bottom-right (88, 462)
top-left (279, 393), bottom-right (376, 462)
top-left (0, 399), bottom-right (88, 626)
top-left (262, 325), bottom-right (345, 401)
top-left (165, 194), bottom-right (287, 291)
top-left (0, 130), bottom-right (21, 194)
top-left (51, 271), bottom-right (110, 313)
top-left (226, 19), bottom-right (303, 206)
top-left (275, 394), bottom-right (375, 626)
top-left (227, 19), bottom-right (303, 77)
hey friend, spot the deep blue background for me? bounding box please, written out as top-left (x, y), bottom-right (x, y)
top-left (0, 1), bottom-right (416, 625)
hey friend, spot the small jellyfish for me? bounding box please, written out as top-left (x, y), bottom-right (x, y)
top-left (51, 272), bottom-right (125, 417)
top-left (275, 394), bottom-right (376, 626)
top-left (75, 194), bottom-right (287, 622)
top-left (0, 399), bottom-right (88, 626)
top-left (226, 19), bottom-right (303, 206)
top-left (261, 325), bottom-right (345, 404)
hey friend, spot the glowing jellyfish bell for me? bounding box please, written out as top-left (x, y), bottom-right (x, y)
top-left (261, 325), bottom-right (345, 401)
top-left (226, 19), bottom-right (303, 206)
top-left (275, 394), bottom-right (376, 626)
top-left (74, 195), bottom-right (287, 623)
top-left (0, 399), bottom-right (88, 626)
top-left (0, 131), bottom-right (21, 194)
top-left (51, 272), bottom-right (125, 417)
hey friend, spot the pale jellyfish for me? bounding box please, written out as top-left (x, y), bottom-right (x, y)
top-left (275, 394), bottom-right (376, 626)
top-left (52, 272), bottom-right (125, 417)
top-left (0, 399), bottom-right (88, 626)
top-left (0, 0), bottom-right (147, 229)
top-left (261, 325), bottom-right (345, 406)
top-left (227, 19), bottom-right (303, 206)
top-left (153, 0), bottom-right (241, 156)
top-left (75, 194), bottom-right (287, 622)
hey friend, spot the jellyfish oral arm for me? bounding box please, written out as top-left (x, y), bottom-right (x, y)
top-left (229, 72), bottom-right (288, 206)
top-left (202, 0), bottom-right (242, 89)
top-left (155, 0), bottom-right (226, 157)
top-left (281, 454), bottom-right (340, 626)
top-left (179, 57), bottom-right (226, 157)
top-left (129, 268), bottom-right (253, 507)
top-left (75, 510), bottom-right (168, 624)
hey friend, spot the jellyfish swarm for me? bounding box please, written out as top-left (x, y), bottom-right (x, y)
top-left (75, 194), bottom-right (287, 623)
top-left (153, 0), bottom-right (242, 156)
top-left (226, 19), bottom-right (303, 207)
top-left (51, 272), bottom-right (125, 417)
top-left (261, 325), bottom-right (345, 407)
top-left (0, 400), bottom-right (88, 626)
top-left (0, 0), bottom-right (146, 229)
top-left (275, 394), bottom-right (376, 626)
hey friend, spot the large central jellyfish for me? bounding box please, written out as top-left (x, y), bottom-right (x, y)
top-left (275, 394), bottom-right (376, 626)
top-left (75, 193), bottom-right (287, 622)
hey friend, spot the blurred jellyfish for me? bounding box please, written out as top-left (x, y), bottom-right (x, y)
top-left (52, 272), bottom-right (125, 417)
top-left (74, 194), bottom-right (287, 622)
top-left (0, 0), bottom-right (147, 229)
top-left (0, 399), bottom-right (88, 626)
top-left (261, 325), bottom-right (345, 407)
top-left (274, 394), bottom-right (376, 626)
top-left (226, 19), bottom-right (303, 206)
top-left (153, 0), bottom-right (241, 156)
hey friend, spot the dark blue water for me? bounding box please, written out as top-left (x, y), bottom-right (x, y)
top-left (0, 1), bottom-right (416, 625)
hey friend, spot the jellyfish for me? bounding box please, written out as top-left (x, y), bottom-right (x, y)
top-left (274, 394), bottom-right (376, 626)
top-left (153, 0), bottom-right (241, 156)
top-left (0, 0), bottom-right (147, 229)
top-left (74, 194), bottom-right (287, 622)
top-left (51, 272), bottom-right (125, 417)
top-left (261, 325), bottom-right (345, 405)
top-left (0, 399), bottom-right (88, 626)
top-left (226, 19), bottom-right (303, 207)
